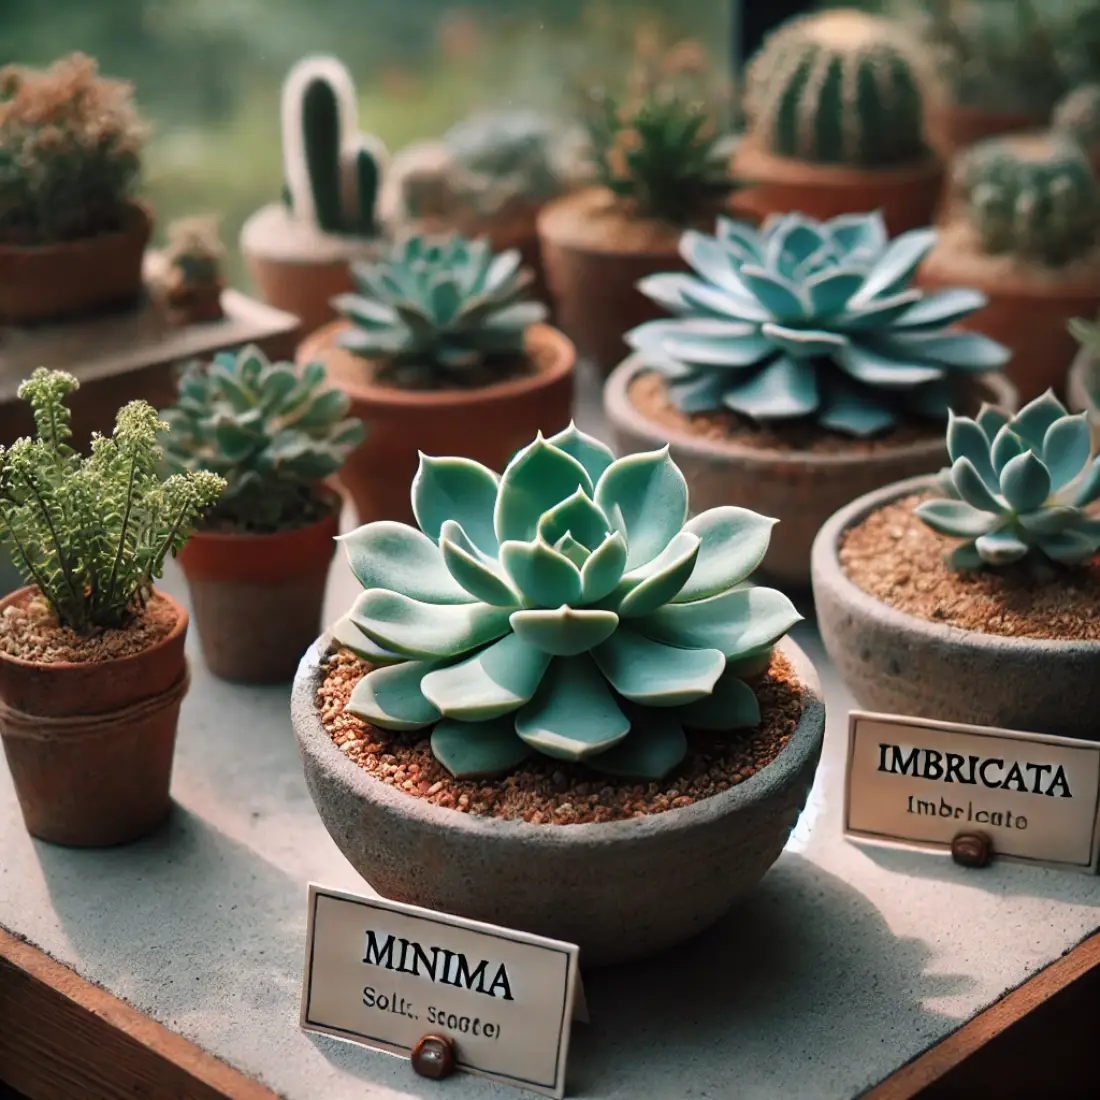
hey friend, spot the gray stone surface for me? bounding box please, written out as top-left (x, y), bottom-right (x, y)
top-left (0, 360), bottom-right (1097, 1098)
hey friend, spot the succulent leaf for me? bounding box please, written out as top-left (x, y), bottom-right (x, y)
top-left (582, 710), bottom-right (687, 780)
top-left (592, 630), bottom-right (725, 707)
top-left (675, 670), bottom-right (762, 731)
top-left (430, 717), bottom-right (534, 779)
top-left (613, 532), bottom-right (700, 618)
top-left (339, 521), bottom-right (473, 604)
top-left (412, 455), bottom-right (500, 554)
top-left (353, 590), bottom-right (511, 659)
top-left (500, 538), bottom-right (583, 608)
top-left (347, 658), bottom-right (443, 731)
top-left (510, 608), bottom-right (620, 656)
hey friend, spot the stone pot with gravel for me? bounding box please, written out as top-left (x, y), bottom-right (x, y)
top-left (812, 391), bottom-right (1100, 740)
top-left (604, 211), bottom-right (1016, 589)
top-left (291, 424), bottom-right (825, 966)
top-left (0, 370), bottom-right (224, 847)
top-left (161, 345), bottom-right (364, 684)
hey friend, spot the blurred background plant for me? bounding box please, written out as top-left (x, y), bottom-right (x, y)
top-left (3, 0), bottom-right (729, 285)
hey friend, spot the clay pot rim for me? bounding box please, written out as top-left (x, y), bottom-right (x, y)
top-left (298, 321), bottom-right (576, 409)
top-left (930, 102), bottom-right (1046, 126)
top-left (922, 247), bottom-right (1100, 301)
top-left (811, 473), bottom-right (1100, 655)
top-left (291, 634), bottom-right (825, 844)
top-left (0, 200), bottom-right (152, 257)
top-left (188, 485), bottom-right (342, 547)
top-left (735, 137), bottom-right (943, 185)
top-left (0, 587), bottom-right (189, 673)
top-left (604, 354), bottom-right (1017, 471)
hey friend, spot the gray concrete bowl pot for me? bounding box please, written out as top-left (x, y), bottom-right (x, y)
top-left (812, 475), bottom-right (1100, 741)
top-left (603, 355), bottom-right (1017, 590)
top-left (291, 636), bottom-right (825, 968)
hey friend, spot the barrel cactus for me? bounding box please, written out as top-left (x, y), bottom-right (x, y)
top-left (281, 55), bottom-right (387, 237)
top-left (161, 345), bottom-right (365, 531)
top-left (627, 211), bottom-right (1009, 437)
top-left (332, 233), bottom-right (548, 387)
top-left (333, 424), bottom-right (801, 780)
top-left (955, 132), bottom-right (1100, 266)
top-left (1053, 83), bottom-right (1100, 161)
top-left (916, 391), bottom-right (1100, 569)
top-left (744, 9), bottom-right (930, 168)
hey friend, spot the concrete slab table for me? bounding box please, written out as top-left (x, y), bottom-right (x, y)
top-left (0, 542), bottom-right (1097, 1100)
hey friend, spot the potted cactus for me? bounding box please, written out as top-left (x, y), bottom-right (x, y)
top-left (734, 9), bottom-right (943, 236)
top-left (240, 55), bottom-right (388, 337)
top-left (603, 211), bottom-right (1015, 588)
top-left (0, 370), bottom-right (223, 846)
top-left (1054, 83), bottom-right (1100, 171)
top-left (383, 110), bottom-right (582, 305)
top-left (297, 233), bottom-right (575, 527)
top-left (537, 57), bottom-right (748, 372)
top-left (0, 53), bottom-right (151, 324)
top-left (919, 131), bottom-right (1100, 403)
top-left (813, 390), bottom-right (1100, 741)
top-left (157, 216), bottom-right (225, 324)
top-left (161, 346), bottom-right (364, 683)
top-left (893, 0), bottom-right (1070, 153)
top-left (291, 425), bottom-right (825, 966)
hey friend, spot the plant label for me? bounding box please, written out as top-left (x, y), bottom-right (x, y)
top-left (300, 884), bottom-right (582, 1098)
top-left (844, 711), bottom-right (1100, 873)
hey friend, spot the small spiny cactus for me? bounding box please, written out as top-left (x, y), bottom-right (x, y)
top-left (281, 56), bottom-right (387, 237)
top-left (745, 9), bottom-right (930, 168)
top-left (955, 131), bottom-right (1100, 266)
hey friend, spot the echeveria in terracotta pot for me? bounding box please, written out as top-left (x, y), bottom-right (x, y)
top-left (298, 233), bottom-right (575, 527)
top-left (604, 210), bottom-right (1015, 588)
top-left (0, 370), bottom-right (224, 846)
top-left (813, 390), bottom-right (1100, 740)
top-left (0, 53), bottom-right (151, 323)
top-left (161, 346), bottom-right (364, 683)
top-left (292, 425), bottom-right (825, 965)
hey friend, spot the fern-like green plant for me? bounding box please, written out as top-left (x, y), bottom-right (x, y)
top-left (0, 369), bottom-right (225, 634)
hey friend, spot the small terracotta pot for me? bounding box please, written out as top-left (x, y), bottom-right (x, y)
top-left (928, 104), bottom-right (1046, 157)
top-left (0, 202), bottom-right (152, 325)
top-left (734, 141), bottom-right (945, 236)
top-left (919, 258), bottom-right (1100, 403)
top-left (177, 502), bottom-right (339, 684)
top-left (603, 356), bottom-right (1017, 590)
top-left (812, 476), bottom-right (1100, 741)
top-left (0, 588), bottom-right (189, 847)
top-left (297, 322), bottom-right (576, 526)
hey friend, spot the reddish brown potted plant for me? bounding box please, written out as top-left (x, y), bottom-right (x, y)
top-left (0, 53), bottom-right (151, 324)
top-left (0, 370), bottom-right (224, 847)
top-left (298, 233), bottom-right (575, 526)
top-left (161, 346), bottom-right (364, 683)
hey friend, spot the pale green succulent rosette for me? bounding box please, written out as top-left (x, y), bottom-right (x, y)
top-left (628, 211), bottom-right (1010, 438)
top-left (916, 391), bottom-right (1100, 570)
top-left (333, 424), bottom-right (802, 780)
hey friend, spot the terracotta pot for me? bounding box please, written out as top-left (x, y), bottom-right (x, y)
top-left (0, 202), bottom-right (152, 325)
top-left (292, 634), bottom-right (824, 968)
top-left (812, 475), bottom-right (1100, 740)
top-left (297, 322), bottom-right (576, 526)
top-left (734, 141), bottom-right (945, 236)
top-left (177, 502), bottom-right (339, 684)
top-left (929, 104), bottom-right (1046, 157)
top-left (919, 258), bottom-right (1100, 403)
top-left (0, 588), bottom-right (189, 847)
top-left (603, 355), bottom-right (1017, 590)
top-left (240, 203), bottom-right (384, 338)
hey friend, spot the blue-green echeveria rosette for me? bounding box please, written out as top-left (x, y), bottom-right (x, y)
top-left (916, 391), bottom-right (1100, 571)
top-left (333, 424), bottom-right (802, 781)
top-left (626, 211), bottom-right (1010, 438)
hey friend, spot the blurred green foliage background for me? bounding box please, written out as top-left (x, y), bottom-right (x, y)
top-left (2, 0), bottom-right (731, 286)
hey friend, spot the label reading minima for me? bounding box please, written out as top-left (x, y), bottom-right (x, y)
top-left (300, 885), bottom-right (581, 1098)
top-left (844, 711), bottom-right (1100, 872)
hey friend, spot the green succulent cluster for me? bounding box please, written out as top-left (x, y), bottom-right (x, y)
top-left (160, 346), bottom-right (364, 533)
top-left (745, 9), bottom-right (929, 168)
top-left (0, 369), bottom-right (224, 633)
top-left (333, 234), bottom-right (547, 388)
top-left (1054, 84), bottom-right (1100, 161)
top-left (281, 55), bottom-right (384, 237)
top-left (629, 211), bottom-right (1008, 438)
top-left (334, 424), bottom-right (800, 780)
top-left (955, 132), bottom-right (1100, 266)
top-left (917, 392), bottom-right (1100, 570)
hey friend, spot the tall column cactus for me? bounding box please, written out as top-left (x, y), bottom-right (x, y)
top-left (745, 9), bottom-right (929, 168)
top-left (955, 132), bottom-right (1100, 265)
top-left (280, 55), bottom-right (387, 237)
